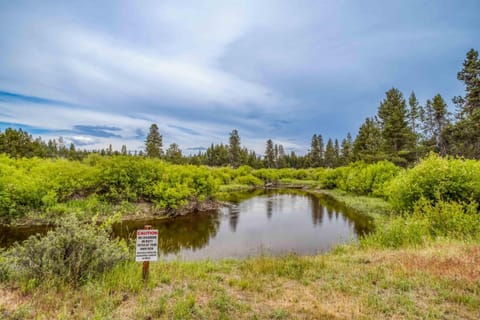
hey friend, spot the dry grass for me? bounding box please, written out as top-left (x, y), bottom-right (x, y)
top-left (2, 242), bottom-right (479, 319)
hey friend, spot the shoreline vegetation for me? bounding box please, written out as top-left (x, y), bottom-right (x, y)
top-left (1, 153), bottom-right (480, 318)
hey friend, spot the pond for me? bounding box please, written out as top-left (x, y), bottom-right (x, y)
top-left (1, 190), bottom-right (374, 259)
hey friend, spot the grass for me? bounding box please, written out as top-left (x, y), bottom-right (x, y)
top-left (315, 189), bottom-right (393, 218)
top-left (1, 242), bottom-right (479, 319)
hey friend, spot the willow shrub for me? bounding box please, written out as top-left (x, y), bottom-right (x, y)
top-left (386, 154), bottom-right (480, 211)
top-left (232, 174), bottom-right (263, 186)
top-left (2, 217), bottom-right (128, 287)
top-left (361, 199), bottom-right (480, 248)
top-left (0, 155), bottom-right (223, 218)
top-left (318, 161), bottom-right (400, 197)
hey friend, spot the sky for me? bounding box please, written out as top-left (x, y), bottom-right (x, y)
top-left (0, 0), bottom-right (479, 154)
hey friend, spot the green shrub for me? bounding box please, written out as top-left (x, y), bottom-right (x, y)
top-left (343, 161), bottom-right (400, 197)
top-left (415, 199), bottom-right (480, 240)
top-left (386, 154), bottom-right (480, 211)
top-left (232, 174), bottom-right (263, 186)
top-left (253, 169), bottom-right (280, 183)
top-left (361, 199), bottom-right (480, 248)
top-left (318, 168), bottom-right (346, 189)
top-left (3, 217), bottom-right (127, 286)
top-left (360, 215), bottom-right (430, 248)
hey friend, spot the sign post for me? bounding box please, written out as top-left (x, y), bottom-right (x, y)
top-left (136, 225), bottom-right (158, 280)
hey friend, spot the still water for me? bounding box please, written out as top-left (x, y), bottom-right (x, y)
top-left (115, 190), bottom-right (373, 259)
top-left (1, 190), bottom-right (373, 259)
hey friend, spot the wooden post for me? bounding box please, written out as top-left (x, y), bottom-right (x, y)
top-left (142, 225), bottom-right (152, 280)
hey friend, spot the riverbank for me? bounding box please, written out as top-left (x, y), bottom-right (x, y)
top-left (2, 241), bottom-right (479, 319)
top-left (1, 198), bottom-right (225, 228)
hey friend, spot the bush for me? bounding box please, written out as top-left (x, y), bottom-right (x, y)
top-left (318, 167), bottom-right (348, 190)
top-left (361, 199), bottom-right (480, 248)
top-left (2, 217), bottom-right (127, 286)
top-left (386, 154), bottom-right (480, 211)
top-left (415, 199), bottom-right (480, 240)
top-left (360, 215), bottom-right (430, 248)
top-left (232, 174), bottom-right (263, 186)
top-left (343, 161), bottom-right (400, 197)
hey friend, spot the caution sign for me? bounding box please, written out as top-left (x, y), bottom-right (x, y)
top-left (135, 229), bottom-right (158, 262)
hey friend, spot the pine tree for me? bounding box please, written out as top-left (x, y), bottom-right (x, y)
top-left (431, 94), bottom-right (449, 156)
top-left (453, 48), bottom-right (480, 117)
top-left (408, 91), bottom-right (421, 160)
top-left (334, 139), bottom-right (340, 167)
top-left (340, 132), bottom-right (353, 165)
top-left (446, 49), bottom-right (480, 158)
top-left (420, 99), bottom-right (435, 152)
top-left (165, 143), bottom-right (183, 164)
top-left (309, 134), bottom-right (323, 167)
top-left (277, 144), bottom-right (287, 168)
top-left (324, 138), bottom-right (335, 168)
top-left (228, 129), bottom-right (241, 167)
top-left (317, 135), bottom-right (324, 163)
top-left (353, 117), bottom-right (383, 162)
top-left (145, 124), bottom-right (163, 158)
top-left (377, 88), bottom-right (415, 165)
top-left (264, 139), bottom-right (275, 168)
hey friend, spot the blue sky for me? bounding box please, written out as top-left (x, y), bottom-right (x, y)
top-left (0, 0), bottom-right (478, 154)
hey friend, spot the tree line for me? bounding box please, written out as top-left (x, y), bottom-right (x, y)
top-left (1, 49), bottom-right (478, 167)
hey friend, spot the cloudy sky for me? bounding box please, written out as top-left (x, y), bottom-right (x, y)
top-left (0, 0), bottom-right (478, 154)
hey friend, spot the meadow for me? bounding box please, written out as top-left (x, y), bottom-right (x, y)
top-left (1, 153), bottom-right (480, 319)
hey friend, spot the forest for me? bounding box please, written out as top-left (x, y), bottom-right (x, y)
top-left (0, 49), bottom-right (479, 319)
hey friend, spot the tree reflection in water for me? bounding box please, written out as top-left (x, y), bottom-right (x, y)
top-left (113, 211), bottom-right (221, 255)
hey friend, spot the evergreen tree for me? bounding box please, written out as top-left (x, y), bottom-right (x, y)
top-left (446, 49), bottom-right (480, 158)
top-left (0, 128), bottom-right (37, 158)
top-left (121, 145), bottom-right (128, 155)
top-left (165, 143), bottom-right (183, 164)
top-left (420, 99), bottom-right (432, 154)
top-left (340, 132), bottom-right (353, 165)
top-left (377, 88), bottom-right (415, 165)
top-left (277, 144), bottom-right (287, 168)
top-left (145, 124), bottom-right (163, 158)
top-left (334, 139), bottom-right (340, 167)
top-left (309, 134), bottom-right (323, 167)
top-left (324, 138), bottom-right (335, 168)
top-left (353, 117), bottom-right (383, 162)
top-left (286, 151), bottom-right (298, 168)
top-left (264, 139), bottom-right (275, 168)
top-left (408, 91), bottom-right (421, 161)
top-left (228, 129), bottom-right (241, 167)
top-left (453, 48), bottom-right (480, 117)
top-left (431, 94), bottom-right (449, 156)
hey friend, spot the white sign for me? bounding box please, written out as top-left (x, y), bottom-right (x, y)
top-left (135, 229), bottom-right (158, 262)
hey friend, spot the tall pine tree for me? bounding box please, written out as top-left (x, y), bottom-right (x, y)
top-left (228, 129), bottom-right (241, 167)
top-left (377, 88), bottom-right (415, 165)
top-left (145, 124), bottom-right (163, 158)
top-left (446, 49), bottom-right (480, 158)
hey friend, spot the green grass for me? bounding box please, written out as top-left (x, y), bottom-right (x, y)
top-left (217, 184), bottom-right (257, 193)
top-left (2, 242), bottom-right (479, 319)
top-left (316, 189), bottom-right (393, 218)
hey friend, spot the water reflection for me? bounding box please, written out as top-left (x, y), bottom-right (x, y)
top-left (228, 207), bottom-right (240, 232)
top-left (266, 198), bottom-right (273, 220)
top-left (112, 211), bottom-right (221, 255)
top-left (2, 190), bottom-right (374, 259)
